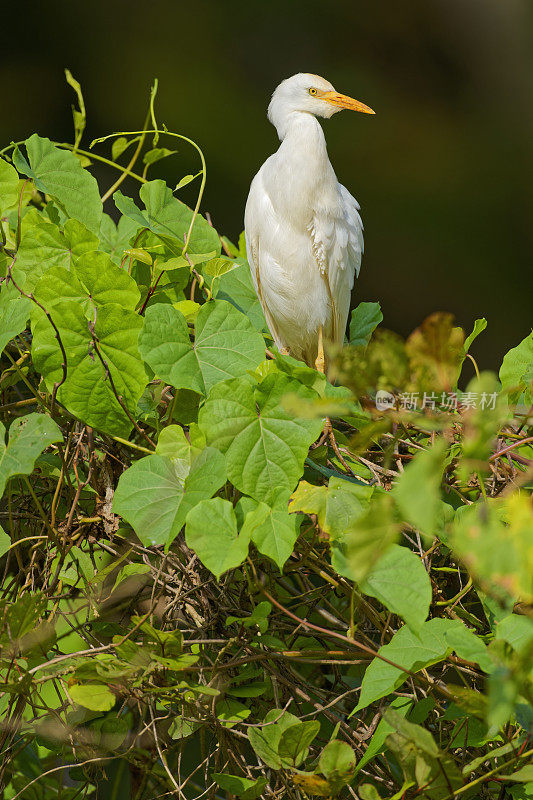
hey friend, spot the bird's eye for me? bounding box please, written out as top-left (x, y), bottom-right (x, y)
top-left (308, 87), bottom-right (318, 96)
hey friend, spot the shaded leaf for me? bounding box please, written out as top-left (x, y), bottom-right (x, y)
top-left (354, 618), bottom-right (491, 712)
top-left (70, 683), bottom-right (115, 712)
top-left (0, 414), bottom-right (61, 497)
top-left (360, 544), bottom-right (432, 633)
top-left (394, 440), bottom-right (446, 537)
top-left (278, 720), bottom-right (321, 767)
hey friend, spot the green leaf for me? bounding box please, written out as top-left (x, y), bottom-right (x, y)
top-left (506, 767), bottom-right (533, 783)
top-left (451, 495), bottom-right (533, 603)
top-left (248, 709), bottom-right (300, 769)
top-left (358, 785), bottom-right (384, 800)
top-left (354, 618), bottom-right (491, 712)
top-left (114, 179), bottom-right (220, 255)
top-left (14, 135), bottom-right (102, 233)
top-left (500, 332), bottom-right (533, 406)
top-left (99, 213), bottom-right (139, 263)
top-left (278, 720), bottom-right (321, 766)
top-left (199, 374), bottom-right (324, 503)
top-left (0, 157), bottom-right (20, 211)
top-left (290, 477), bottom-right (373, 540)
top-left (212, 774), bottom-right (267, 800)
top-left (31, 301), bottom-right (147, 438)
top-left (0, 414), bottom-right (62, 497)
top-left (155, 424), bottom-right (196, 480)
top-left (487, 664), bottom-right (518, 734)
top-left (508, 783), bottom-right (533, 800)
top-left (464, 317), bottom-right (487, 353)
top-left (34, 249), bottom-right (140, 314)
top-left (169, 716), bottom-right (201, 740)
top-left (318, 740), bottom-right (356, 781)
top-left (111, 137), bottom-right (138, 161)
top-left (175, 174), bottom-right (196, 191)
top-left (64, 69), bottom-right (86, 147)
top-left (70, 683), bottom-right (115, 712)
top-left (13, 213), bottom-right (99, 292)
top-left (354, 697), bottom-right (413, 774)
top-left (0, 284), bottom-right (31, 354)
top-left (138, 300), bottom-right (265, 396)
top-left (185, 497), bottom-right (252, 580)
top-left (113, 447), bottom-right (226, 548)
top-left (226, 601), bottom-right (272, 634)
top-left (216, 257), bottom-right (267, 332)
top-left (393, 440), bottom-right (446, 537)
top-left (0, 526), bottom-right (10, 558)
top-left (216, 698), bottom-right (251, 728)
top-left (142, 147), bottom-right (178, 166)
top-left (384, 709), bottom-right (463, 799)
top-left (349, 302), bottom-right (383, 347)
top-left (238, 492), bottom-right (301, 570)
top-left (203, 256), bottom-right (237, 279)
top-left (344, 494), bottom-right (399, 583)
top-left (495, 614), bottom-right (533, 655)
top-left (360, 544), bottom-right (432, 633)
top-left (2, 593), bottom-right (47, 641)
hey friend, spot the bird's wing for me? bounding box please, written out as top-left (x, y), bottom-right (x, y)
top-left (309, 183), bottom-right (364, 343)
top-left (244, 167), bottom-right (286, 351)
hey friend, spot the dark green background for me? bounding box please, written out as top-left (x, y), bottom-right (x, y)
top-left (3, 0), bottom-right (532, 369)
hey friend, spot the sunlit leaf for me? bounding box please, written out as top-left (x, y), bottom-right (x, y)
top-left (349, 301), bottom-right (383, 347)
top-left (290, 477), bottom-right (373, 540)
top-left (138, 299), bottom-right (265, 396)
top-left (14, 135), bottom-right (102, 233)
top-left (0, 157), bottom-right (20, 211)
top-left (500, 331), bottom-right (533, 406)
top-left (31, 301), bottom-right (147, 437)
top-left (113, 447), bottom-right (226, 548)
top-left (185, 497), bottom-right (252, 579)
top-left (199, 374), bottom-right (324, 503)
top-left (114, 179), bottom-right (220, 255)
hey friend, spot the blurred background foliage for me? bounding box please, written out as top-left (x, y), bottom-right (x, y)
top-left (2, 0), bottom-right (532, 370)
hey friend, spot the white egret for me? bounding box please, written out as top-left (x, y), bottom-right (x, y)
top-left (245, 73), bottom-right (374, 373)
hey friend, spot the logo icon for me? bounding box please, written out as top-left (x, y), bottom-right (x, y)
top-left (375, 390), bottom-right (395, 411)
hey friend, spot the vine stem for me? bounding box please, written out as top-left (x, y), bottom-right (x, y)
top-left (90, 128), bottom-right (207, 256)
top-left (441, 747), bottom-right (533, 799)
top-left (0, 140), bottom-right (146, 184)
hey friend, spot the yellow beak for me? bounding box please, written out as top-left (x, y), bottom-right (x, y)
top-left (321, 91), bottom-right (375, 114)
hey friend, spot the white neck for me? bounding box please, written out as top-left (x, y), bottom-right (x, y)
top-left (271, 107), bottom-right (326, 146)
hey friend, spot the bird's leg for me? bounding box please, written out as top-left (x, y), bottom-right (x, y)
top-left (315, 325), bottom-right (325, 374)
top-left (314, 325), bottom-right (356, 476)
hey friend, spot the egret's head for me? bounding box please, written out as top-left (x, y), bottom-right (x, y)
top-left (268, 73), bottom-right (374, 138)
